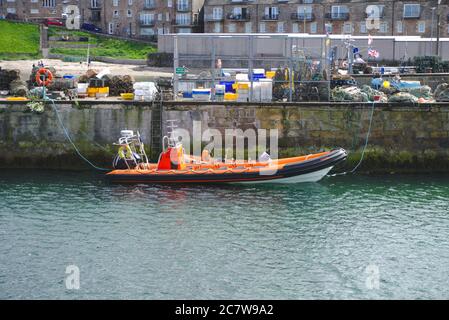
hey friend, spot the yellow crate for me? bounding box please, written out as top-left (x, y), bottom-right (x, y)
top-left (121, 93), bottom-right (134, 100)
top-left (224, 93), bottom-right (238, 101)
top-left (87, 87), bottom-right (99, 97)
top-left (265, 71), bottom-right (276, 79)
top-left (98, 87), bottom-right (109, 94)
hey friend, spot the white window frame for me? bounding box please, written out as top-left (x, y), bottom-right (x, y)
top-left (404, 4), bottom-right (420, 18)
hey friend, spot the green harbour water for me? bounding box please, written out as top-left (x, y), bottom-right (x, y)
top-left (1, 170), bottom-right (448, 299)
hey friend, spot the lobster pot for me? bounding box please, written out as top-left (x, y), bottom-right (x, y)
top-left (192, 89), bottom-right (211, 101)
top-left (0, 68), bottom-right (20, 90)
top-left (133, 82), bottom-right (157, 101)
top-left (10, 80), bottom-right (29, 97)
top-left (48, 78), bottom-right (76, 91)
top-left (259, 79), bottom-right (273, 102)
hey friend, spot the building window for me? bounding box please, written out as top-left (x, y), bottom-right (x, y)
top-left (42, 0), bottom-right (55, 7)
top-left (417, 21), bottom-right (426, 33)
top-left (310, 22), bottom-right (317, 33)
top-left (404, 4), bottom-right (420, 18)
top-left (214, 22), bottom-right (221, 33)
top-left (297, 6), bottom-right (313, 20)
top-left (379, 22), bottom-right (388, 33)
top-left (360, 22), bottom-right (367, 34)
top-left (264, 7), bottom-right (279, 20)
top-left (277, 22), bottom-right (284, 33)
top-left (259, 22), bottom-right (265, 33)
top-left (140, 13), bottom-right (154, 25)
top-left (245, 22), bottom-right (251, 33)
top-left (178, 28), bottom-right (191, 34)
top-left (397, 21), bottom-right (403, 33)
top-left (113, 0), bottom-right (119, 7)
top-left (331, 5), bottom-right (349, 19)
top-left (177, 0), bottom-right (189, 11)
top-left (140, 28), bottom-right (155, 36)
top-left (292, 23), bottom-right (299, 33)
top-left (212, 7), bottom-right (223, 20)
top-left (91, 0), bottom-right (100, 8)
top-left (127, 10), bottom-right (132, 17)
top-left (176, 13), bottom-right (190, 25)
top-left (343, 22), bottom-right (352, 34)
top-left (227, 23), bottom-right (236, 33)
top-left (114, 10), bottom-right (119, 17)
top-left (108, 23), bottom-right (114, 34)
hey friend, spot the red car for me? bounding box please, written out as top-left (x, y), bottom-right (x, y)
top-left (44, 18), bottom-right (64, 27)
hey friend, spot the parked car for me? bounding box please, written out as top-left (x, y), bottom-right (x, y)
top-left (81, 23), bottom-right (102, 33)
top-left (44, 18), bottom-right (64, 27)
top-left (5, 13), bottom-right (19, 20)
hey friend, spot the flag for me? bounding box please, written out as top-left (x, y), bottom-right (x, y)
top-left (368, 49), bottom-right (380, 58)
top-left (368, 34), bottom-right (373, 46)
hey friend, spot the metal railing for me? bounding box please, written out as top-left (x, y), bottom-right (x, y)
top-left (205, 14), bottom-right (224, 21)
top-left (140, 20), bottom-right (155, 26)
top-left (261, 14), bottom-right (279, 21)
top-left (226, 13), bottom-right (251, 21)
top-left (291, 12), bottom-right (315, 21)
top-left (325, 12), bottom-right (350, 21)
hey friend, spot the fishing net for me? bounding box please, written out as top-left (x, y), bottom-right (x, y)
top-left (388, 92), bottom-right (419, 103)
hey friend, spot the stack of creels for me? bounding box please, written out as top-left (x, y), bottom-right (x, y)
top-left (0, 68), bottom-right (20, 90)
top-left (10, 79), bottom-right (29, 97)
top-left (108, 75), bottom-right (135, 96)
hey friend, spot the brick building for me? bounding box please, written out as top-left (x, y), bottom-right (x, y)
top-left (204, 0), bottom-right (449, 38)
top-left (0, 0), bottom-right (204, 38)
top-left (2, 1), bottom-right (449, 39)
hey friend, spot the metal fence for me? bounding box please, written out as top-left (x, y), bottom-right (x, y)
top-left (172, 34), bottom-right (332, 102)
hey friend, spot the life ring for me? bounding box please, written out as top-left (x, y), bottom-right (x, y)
top-left (35, 68), bottom-right (53, 87)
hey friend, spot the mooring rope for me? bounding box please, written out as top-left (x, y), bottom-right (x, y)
top-left (327, 100), bottom-right (376, 177)
top-left (47, 97), bottom-right (110, 172)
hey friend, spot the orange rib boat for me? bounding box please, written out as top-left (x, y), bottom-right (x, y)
top-left (106, 131), bottom-right (347, 184)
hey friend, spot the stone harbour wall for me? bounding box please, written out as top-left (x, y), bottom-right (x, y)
top-left (1, 101), bottom-right (449, 173)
